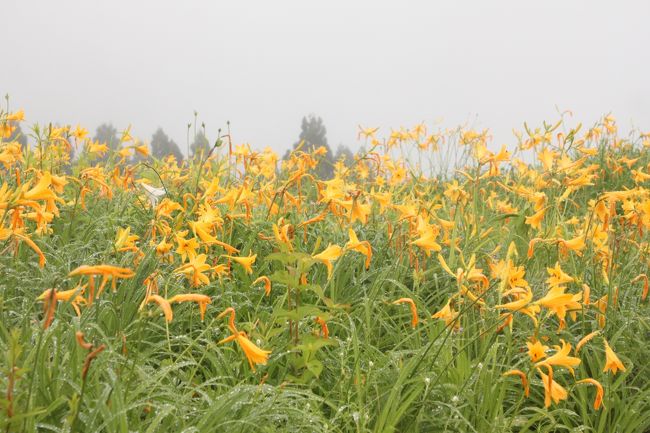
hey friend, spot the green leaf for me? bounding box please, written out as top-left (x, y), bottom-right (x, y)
top-left (274, 305), bottom-right (323, 321)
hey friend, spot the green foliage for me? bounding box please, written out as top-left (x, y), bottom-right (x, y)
top-left (2, 115), bottom-right (650, 432)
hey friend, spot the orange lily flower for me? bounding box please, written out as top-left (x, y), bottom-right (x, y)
top-left (603, 340), bottom-right (626, 374)
top-left (174, 254), bottom-right (212, 287)
top-left (431, 299), bottom-right (459, 328)
top-left (168, 293), bottom-right (212, 321)
top-left (224, 254), bottom-right (257, 274)
top-left (503, 369), bottom-right (529, 397)
top-left (68, 264), bottom-right (135, 303)
top-left (314, 316), bottom-right (329, 339)
top-left (524, 207), bottom-right (547, 230)
top-left (252, 276), bottom-right (272, 296)
top-left (576, 378), bottom-right (604, 410)
top-left (217, 307), bottom-right (271, 371)
top-left (146, 294), bottom-right (173, 323)
top-left (393, 298), bottom-right (418, 328)
top-left (21, 172), bottom-right (58, 202)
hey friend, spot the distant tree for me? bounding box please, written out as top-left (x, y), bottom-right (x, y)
top-left (129, 141), bottom-right (149, 164)
top-left (334, 144), bottom-right (354, 166)
top-left (151, 128), bottom-right (183, 162)
top-left (7, 123), bottom-right (28, 149)
top-left (190, 131), bottom-right (210, 158)
top-left (284, 115), bottom-right (334, 179)
top-left (93, 123), bottom-right (120, 150)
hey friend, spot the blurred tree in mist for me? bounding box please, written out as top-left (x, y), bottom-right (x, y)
top-left (284, 115), bottom-right (334, 178)
top-left (130, 142), bottom-right (150, 164)
top-left (151, 128), bottom-right (183, 162)
top-left (8, 123), bottom-right (28, 149)
top-left (93, 123), bottom-right (120, 150)
top-left (91, 123), bottom-right (122, 163)
top-left (334, 144), bottom-right (354, 166)
top-left (190, 130), bottom-right (210, 158)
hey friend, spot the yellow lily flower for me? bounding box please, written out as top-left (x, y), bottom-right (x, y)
top-left (345, 228), bottom-right (372, 269)
top-left (312, 244), bottom-right (343, 278)
top-left (526, 340), bottom-right (549, 362)
top-left (174, 254), bottom-right (213, 287)
top-left (603, 340), bottom-right (625, 374)
top-left (537, 366), bottom-right (568, 408)
top-left (224, 254), bottom-right (257, 274)
top-left (536, 340), bottom-right (581, 375)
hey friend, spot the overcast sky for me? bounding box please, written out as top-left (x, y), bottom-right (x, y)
top-left (2, 0), bottom-right (649, 154)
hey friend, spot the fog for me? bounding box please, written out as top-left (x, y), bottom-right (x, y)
top-left (2, 0), bottom-right (649, 154)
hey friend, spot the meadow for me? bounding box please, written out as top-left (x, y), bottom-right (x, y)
top-left (1, 108), bottom-right (650, 432)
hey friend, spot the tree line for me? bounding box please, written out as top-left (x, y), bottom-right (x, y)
top-left (10, 114), bottom-right (356, 178)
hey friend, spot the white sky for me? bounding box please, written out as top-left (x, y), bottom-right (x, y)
top-left (2, 0), bottom-right (649, 154)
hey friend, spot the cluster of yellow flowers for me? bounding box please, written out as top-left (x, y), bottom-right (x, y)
top-left (2, 108), bottom-right (646, 408)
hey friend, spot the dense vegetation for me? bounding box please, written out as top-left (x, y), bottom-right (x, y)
top-left (1, 108), bottom-right (650, 432)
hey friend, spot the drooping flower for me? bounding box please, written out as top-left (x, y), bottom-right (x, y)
top-left (69, 264), bottom-right (135, 303)
top-left (252, 276), bottom-right (272, 296)
top-left (576, 378), bottom-right (604, 410)
top-left (503, 369), bottom-right (529, 397)
top-left (602, 340), bottom-right (626, 374)
top-left (393, 298), bottom-right (418, 328)
top-left (168, 293), bottom-right (212, 321)
top-left (13, 232), bottom-right (46, 268)
top-left (37, 285), bottom-right (87, 316)
top-left (146, 294), bottom-right (173, 323)
top-left (576, 330), bottom-right (599, 354)
top-left (217, 307), bottom-right (271, 371)
top-left (537, 366), bottom-right (568, 408)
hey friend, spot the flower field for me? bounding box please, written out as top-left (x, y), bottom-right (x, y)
top-left (2, 108), bottom-right (650, 432)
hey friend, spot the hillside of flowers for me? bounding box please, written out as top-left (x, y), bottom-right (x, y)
top-left (2, 108), bottom-right (650, 432)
